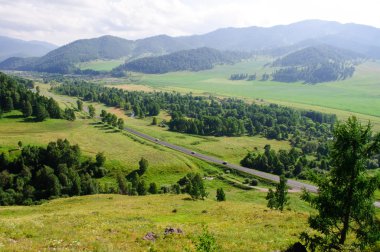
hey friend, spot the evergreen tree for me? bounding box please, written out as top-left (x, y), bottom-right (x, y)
top-left (117, 173), bottom-right (129, 195)
top-left (95, 152), bottom-right (106, 167)
top-left (216, 188), bottom-right (226, 201)
top-left (4, 96), bottom-right (14, 112)
top-left (301, 117), bottom-right (380, 251)
top-left (152, 117), bottom-right (158, 125)
top-left (148, 182), bottom-right (158, 194)
top-left (63, 108), bottom-right (76, 121)
top-left (22, 101), bottom-right (32, 118)
top-left (77, 100), bottom-right (83, 111)
top-left (117, 118), bottom-right (124, 130)
top-left (88, 105), bottom-right (95, 118)
top-left (138, 157), bottom-right (149, 175)
top-left (137, 180), bottom-right (147, 195)
top-left (266, 175), bottom-right (288, 211)
top-left (35, 104), bottom-right (49, 122)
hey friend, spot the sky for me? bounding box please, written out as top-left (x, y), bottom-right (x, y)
top-left (0, 0), bottom-right (379, 45)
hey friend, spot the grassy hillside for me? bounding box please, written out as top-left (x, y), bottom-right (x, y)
top-left (116, 47), bottom-right (250, 74)
top-left (114, 59), bottom-right (380, 130)
top-left (0, 110), bottom-right (214, 185)
top-left (39, 82), bottom-right (291, 166)
top-left (0, 187), bottom-right (314, 251)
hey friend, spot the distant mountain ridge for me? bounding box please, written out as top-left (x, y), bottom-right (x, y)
top-left (0, 36), bottom-right (57, 61)
top-left (1, 20), bottom-right (380, 74)
top-left (115, 47), bottom-right (250, 74)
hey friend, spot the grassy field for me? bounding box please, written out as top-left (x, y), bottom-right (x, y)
top-left (76, 59), bottom-right (125, 71)
top-left (101, 59), bottom-right (380, 131)
top-left (0, 182), bottom-right (315, 252)
top-left (0, 110), bottom-right (218, 185)
top-left (37, 83), bottom-right (291, 166)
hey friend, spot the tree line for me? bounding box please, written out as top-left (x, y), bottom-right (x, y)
top-left (0, 139), bottom-right (107, 205)
top-left (113, 47), bottom-right (250, 74)
top-left (229, 73), bottom-right (257, 81)
top-left (53, 81), bottom-right (336, 142)
top-left (0, 72), bottom-right (75, 121)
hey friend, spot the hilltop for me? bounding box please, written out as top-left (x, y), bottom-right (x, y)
top-left (1, 20), bottom-right (380, 74)
top-left (271, 45), bottom-right (363, 83)
top-left (0, 36), bottom-right (57, 61)
top-left (115, 47), bottom-right (250, 74)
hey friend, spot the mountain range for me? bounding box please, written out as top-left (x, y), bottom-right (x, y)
top-left (1, 20), bottom-right (380, 74)
top-left (0, 36), bottom-right (57, 61)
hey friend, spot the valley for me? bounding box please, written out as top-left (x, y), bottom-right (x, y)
top-left (1, 16), bottom-right (380, 251)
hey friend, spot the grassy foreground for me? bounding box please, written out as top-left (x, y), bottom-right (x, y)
top-left (0, 186), bottom-right (313, 252)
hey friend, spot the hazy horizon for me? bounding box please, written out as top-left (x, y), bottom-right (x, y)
top-left (1, 0), bottom-right (380, 45)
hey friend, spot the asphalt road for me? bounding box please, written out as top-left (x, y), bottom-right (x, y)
top-left (124, 126), bottom-right (380, 209)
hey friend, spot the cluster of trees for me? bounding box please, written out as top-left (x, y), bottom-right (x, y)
top-left (116, 158), bottom-right (153, 196)
top-left (0, 139), bottom-right (107, 205)
top-left (240, 144), bottom-right (331, 178)
top-left (272, 64), bottom-right (355, 83)
top-left (272, 45), bottom-right (361, 83)
top-left (100, 110), bottom-right (124, 130)
top-left (229, 73), bottom-right (257, 81)
top-left (176, 173), bottom-right (208, 200)
top-left (53, 81), bottom-right (336, 142)
top-left (113, 47), bottom-right (249, 74)
top-left (0, 72), bottom-right (73, 122)
top-left (54, 81), bottom-right (160, 118)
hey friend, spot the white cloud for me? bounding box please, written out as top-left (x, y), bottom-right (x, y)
top-left (0, 0), bottom-right (379, 45)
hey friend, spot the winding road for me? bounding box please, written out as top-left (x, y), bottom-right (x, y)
top-left (124, 127), bottom-right (380, 208)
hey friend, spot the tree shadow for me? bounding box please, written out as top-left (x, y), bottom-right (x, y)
top-left (22, 117), bottom-right (39, 123)
top-left (4, 114), bottom-right (24, 119)
top-left (89, 122), bottom-right (102, 126)
top-left (105, 129), bottom-right (120, 133)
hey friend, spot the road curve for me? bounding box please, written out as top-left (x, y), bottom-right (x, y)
top-left (124, 127), bottom-right (380, 208)
top-left (124, 127), bottom-right (318, 193)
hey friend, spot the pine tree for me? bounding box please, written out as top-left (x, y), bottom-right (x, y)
top-left (35, 104), bottom-right (49, 122)
top-left (152, 117), bottom-right (158, 125)
top-left (77, 100), bottom-right (83, 111)
top-left (138, 157), bottom-right (149, 175)
top-left (88, 105), bottom-right (95, 118)
top-left (22, 101), bottom-right (32, 118)
top-left (301, 117), bottom-right (380, 251)
top-left (266, 175), bottom-right (288, 211)
top-left (148, 182), bottom-right (158, 194)
top-left (216, 188), bottom-right (226, 201)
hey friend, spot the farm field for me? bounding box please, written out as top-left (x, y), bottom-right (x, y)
top-left (99, 59), bottom-right (380, 130)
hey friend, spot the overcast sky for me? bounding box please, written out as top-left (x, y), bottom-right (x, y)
top-left (0, 0), bottom-right (379, 45)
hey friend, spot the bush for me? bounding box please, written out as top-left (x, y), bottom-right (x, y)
top-left (195, 226), bottom-right (219, 252)
top-left (250, 179), bottom-right (258, 186)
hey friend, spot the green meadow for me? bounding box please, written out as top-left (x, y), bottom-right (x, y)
top-left (77, 59), bottom-right (125, 71)
top-left (0, 110), bottom-right (214, 185)
top-left (101, 59), bottom-right (380, 130)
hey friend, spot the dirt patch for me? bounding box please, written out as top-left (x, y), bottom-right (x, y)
top-left (105, 84), bottom-right (155, 92)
